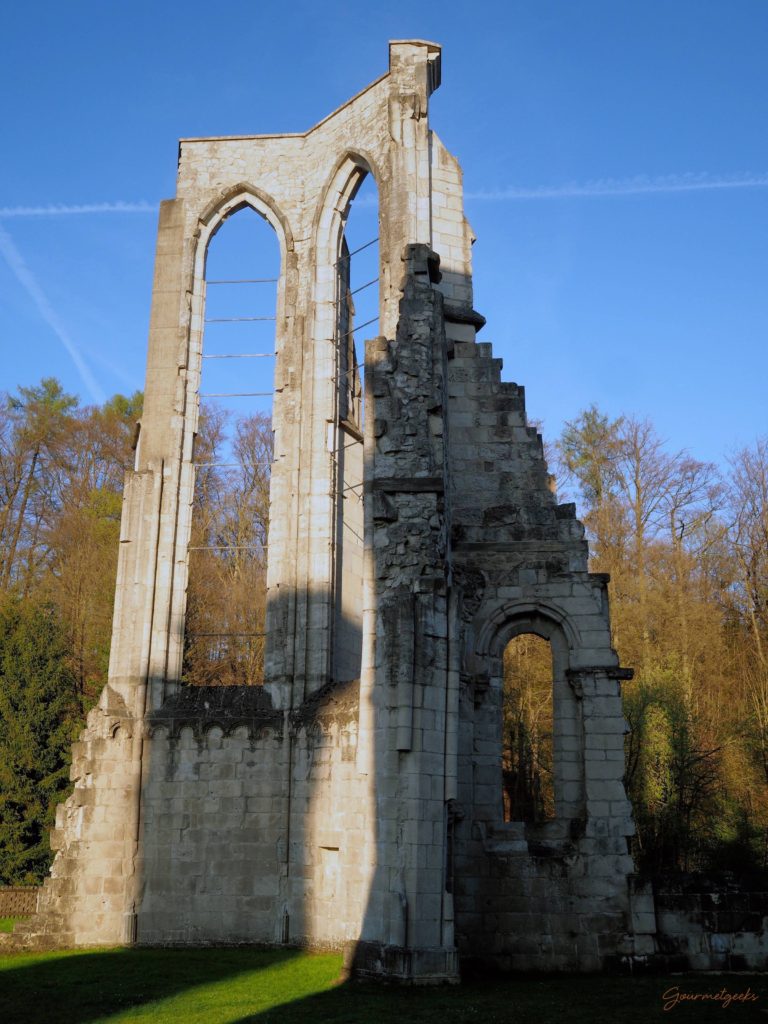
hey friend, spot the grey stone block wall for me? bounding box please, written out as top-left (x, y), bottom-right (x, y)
top-left (445, 335), bottom-right (638, 971)
top-left (653, 891), bottom-right (768, 971)
top-left (136, 682), bottom-right (368, 947)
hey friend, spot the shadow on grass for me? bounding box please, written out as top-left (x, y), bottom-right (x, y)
top-left (1, 949), bottom-right (766, 1024)
top-left (230, 971), bottom-right (768, 1024)
top-left (0, 946), bottom-right (302, 1024)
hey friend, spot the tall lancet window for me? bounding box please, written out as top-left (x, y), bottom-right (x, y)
top-left (331, 171), bottom-right (379, 683)
top-left (185, 206), bottom-right (279, 686)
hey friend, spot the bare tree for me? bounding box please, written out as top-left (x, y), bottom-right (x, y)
top-left (184, 407), bottom-right (273, 685)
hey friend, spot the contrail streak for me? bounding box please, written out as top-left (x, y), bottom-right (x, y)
top-left (0, 201), bottom-right (156, 218)
top-left (465, 172), bottom-right (768, 201)
top-left (0, 222), bottom-right (105, 403)
top-left (2, 173), bottom-right (765, 216)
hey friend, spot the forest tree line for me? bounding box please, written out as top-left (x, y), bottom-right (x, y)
top-left (504, 407), bottom-right (768, 882)
top-left (0, 379), bottom-right (271, 882)
top-left (0, 380), bottom-right (766, 885)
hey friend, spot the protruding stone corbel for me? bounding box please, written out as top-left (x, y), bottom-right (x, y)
top-left (567, 665), bottom-right (634, 699)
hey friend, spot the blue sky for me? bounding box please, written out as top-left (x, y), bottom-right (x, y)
top-left (1, 0), bottom-right (766, 465)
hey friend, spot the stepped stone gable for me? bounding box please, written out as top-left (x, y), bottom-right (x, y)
top-left (7, 41), bottom-right (653, 980)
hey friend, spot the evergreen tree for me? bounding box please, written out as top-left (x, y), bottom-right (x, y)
top-left (0, 596), bottom-right (79, 883)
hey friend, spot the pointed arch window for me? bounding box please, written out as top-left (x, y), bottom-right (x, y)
top-left (184, 205), bottom-right (280, 686)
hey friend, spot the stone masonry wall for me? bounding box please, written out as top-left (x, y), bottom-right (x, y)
top-left (445, 336), bottom-right (640, 971)
top-left (6, 41), bottom-right (443, 956)
top-left (353, 244), bottom-right (458, 981)
top-left (138, 683), bottom-right (368, 947)
top-left (8, 688), bottom-right (139, 950)
top-left (654, 891), bottom-right (768, 971)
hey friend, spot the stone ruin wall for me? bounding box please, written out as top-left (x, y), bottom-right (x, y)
top-left (138, 684), bottom-right (369, 948)
top-left (10, 40), bottom-right (451, 962)
top-left (446, 338), bottom-right (641, 970)
top-left (11, 39), bottom-right (761, 979)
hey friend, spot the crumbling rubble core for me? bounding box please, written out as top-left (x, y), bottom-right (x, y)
top-left (8, 40), bottom-right (673, 979)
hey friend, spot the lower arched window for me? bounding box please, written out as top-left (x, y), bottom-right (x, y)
top-left (502, 633), bottom-right (554, 823)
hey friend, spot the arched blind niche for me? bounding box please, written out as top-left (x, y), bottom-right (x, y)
top-left (185, 206), bottom-right (279, 686)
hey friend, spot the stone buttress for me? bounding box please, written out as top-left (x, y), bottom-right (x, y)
top-left (7, 41), bottom-right (653, 978)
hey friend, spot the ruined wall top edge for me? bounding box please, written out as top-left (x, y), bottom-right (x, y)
top-left (177, 39), bottom-right (441, 149)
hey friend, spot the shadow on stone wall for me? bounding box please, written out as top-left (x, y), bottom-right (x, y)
top-left (135, 585), bottom-right (367, 950)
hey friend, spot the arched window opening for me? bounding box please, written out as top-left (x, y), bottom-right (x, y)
top-left (336, 172), bottom-right (379, 433)
top-left (331, 171), bottom-right (378, 683)
top-left (502, 633), bottom-right (555, 823)
top-left (185, 206), bottom-right (279, 686)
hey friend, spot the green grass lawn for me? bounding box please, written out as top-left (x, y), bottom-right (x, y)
top-left (0, 947), bottom-right (765, 1024)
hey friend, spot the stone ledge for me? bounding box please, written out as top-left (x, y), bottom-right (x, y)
top-left (348, 940), bottom-right (460, 984)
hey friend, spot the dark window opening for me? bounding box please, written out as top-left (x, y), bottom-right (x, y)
top-left (502, 633), bottom-right (555, 822)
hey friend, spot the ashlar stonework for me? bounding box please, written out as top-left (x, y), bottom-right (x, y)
top-left (8, 41), bottom-right (656, 981)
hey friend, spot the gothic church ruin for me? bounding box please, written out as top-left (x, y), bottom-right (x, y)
top-left (13, 41), bottom-right (655, 980)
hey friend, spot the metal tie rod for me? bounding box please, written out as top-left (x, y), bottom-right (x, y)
top-left (339, 315), bottom-right (379, 341)
top-left (188, 631), bottom-right (267, 637)
top-left (332, 364), bottom-right (365, 382)
top-left (199, 391), bottom-right (273, 398)
top-left (349, 276), bottom-right (379, 297)
top-left (189, 544), bottom-right (266, 551)
top-left (343, 521), bottom-right (365, 544)
top-left (194, 461), bottom-right (273, 468)
top-left (336, 237), bottom-right (379, 264)
top-left (206, 278), bottom-right (278, 284)
top-left (202, 352), bottom-right (275, 359)
top-left (337, 438), bottom-right (363, 452)
top-left (205, 316), bottom-right (276, 323)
